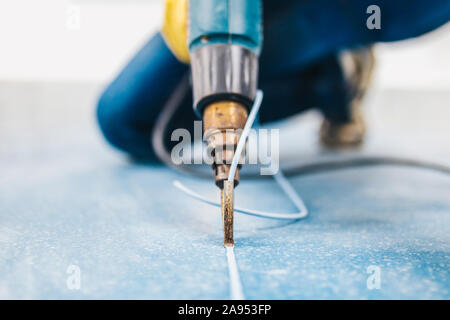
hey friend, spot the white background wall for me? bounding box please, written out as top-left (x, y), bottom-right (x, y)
top-left (0, 0), bottom-right (449, 90)
top-left (0, 0), bottom-right (162, 83)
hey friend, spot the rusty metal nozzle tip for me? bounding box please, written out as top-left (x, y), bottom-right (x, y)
top-left (221, 180), bottom-right (235, 247)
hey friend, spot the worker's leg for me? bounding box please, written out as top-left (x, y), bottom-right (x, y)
top-left (260, 0), bottom-right (449, 146)
top-left (261, 0), bottom-right (450, 76)
top-left (97, 32), bottom-right (193, 161)
top-left (258, 53), bottom-right (350, 124)
top-left (260, 0), bottom-right (450, 114)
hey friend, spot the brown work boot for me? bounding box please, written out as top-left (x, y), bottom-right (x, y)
top-left (320, 47), bottom-right (375, 148)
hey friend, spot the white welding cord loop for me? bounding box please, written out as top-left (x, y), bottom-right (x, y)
top-left (273, 170), bottom-right (308, 218)
top-left (226, 246), bottom-right (245, 300)
top-left (173, 89), bottom-right (309, 221)
top-left (228, 90), bottom-right (264, 183)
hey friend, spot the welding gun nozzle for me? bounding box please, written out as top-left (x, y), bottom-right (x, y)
top-left (221, 180), bottom-right (235, 247)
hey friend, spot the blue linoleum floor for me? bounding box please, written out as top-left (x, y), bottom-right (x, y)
top-left (0, 83), bottom-right (449, 299)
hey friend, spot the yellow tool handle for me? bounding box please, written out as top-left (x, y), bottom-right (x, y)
top-left (161, 0), bottom-right (190, 64)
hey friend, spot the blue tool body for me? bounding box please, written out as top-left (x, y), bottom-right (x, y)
top-left (188, 0), bottom-right (263, 55)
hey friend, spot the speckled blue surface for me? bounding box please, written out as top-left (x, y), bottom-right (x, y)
top-left (0, 84), bottom-right (449, 299)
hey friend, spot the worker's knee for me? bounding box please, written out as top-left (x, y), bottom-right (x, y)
top-left (96, 90), bottom-right (158, 161)
top-left (97, 92), bottom-right (120, 149)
